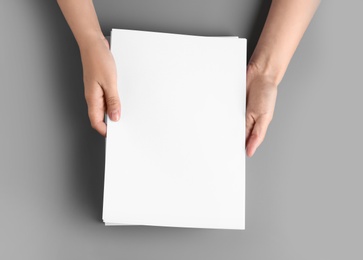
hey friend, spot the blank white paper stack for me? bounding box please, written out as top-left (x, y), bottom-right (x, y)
top-left (103, 29), bottom-right (246, 230)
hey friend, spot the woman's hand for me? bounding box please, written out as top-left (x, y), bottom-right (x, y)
top-left (245, 63), bottom-right (277, 157)
top-left (80, 36), bottom-right (120, 136)
top-left (245, 0), bottom-right (320, 156)
top-left (57, 0), bottom-right (121, 135)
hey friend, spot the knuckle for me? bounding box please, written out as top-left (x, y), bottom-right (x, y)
top-left (106, 96), bottom-right (119, 107)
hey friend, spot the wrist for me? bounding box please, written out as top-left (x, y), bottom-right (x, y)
top-left (77, 30), bottom-right (106, 52)
top-left (248, 55), bottom-right (286, 88)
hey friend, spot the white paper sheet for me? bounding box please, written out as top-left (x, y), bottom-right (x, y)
top-left (103, 29), bottom-right (246, 230)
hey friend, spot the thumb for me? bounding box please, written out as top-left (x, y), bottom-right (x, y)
top-left (246, 115), bottom-right (271, 157)
top-left (104, 86), bottom-right (121, 122)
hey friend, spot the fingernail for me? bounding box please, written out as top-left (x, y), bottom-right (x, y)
top-left (110, 111), bottom-right (120, 121)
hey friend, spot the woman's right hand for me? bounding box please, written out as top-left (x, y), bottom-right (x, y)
top-left (80, 35), bottom-right (120, 136)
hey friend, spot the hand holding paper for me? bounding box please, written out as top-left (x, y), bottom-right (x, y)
top-left (57, 0), bottom-right (121, 136)
top-left (245, 63), bottom-right (277, 157)
top-left (80, 36), bottom-right (121, 136)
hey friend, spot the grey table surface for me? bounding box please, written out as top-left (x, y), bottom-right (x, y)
top-left (1, 1), bottom-right (362, 259)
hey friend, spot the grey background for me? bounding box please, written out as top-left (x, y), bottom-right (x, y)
top-left (0, 0), bottom-right (362, 259)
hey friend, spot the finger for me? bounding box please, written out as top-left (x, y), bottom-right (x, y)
top-left (90, 118), bottom-right (107, 137)
top-left (85, 85), bottom-right (107, 136)
top-left (103, 84), bottom-right (121, 122)
top-left (246, 116), bottom-right (271, 157)
top-left (245, 113), bottom-right (255, 145)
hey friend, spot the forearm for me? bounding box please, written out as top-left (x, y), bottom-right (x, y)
top-left (57, 0), bottom-right (104, 50)
top-left (249, 0), bottom-right (320, 86)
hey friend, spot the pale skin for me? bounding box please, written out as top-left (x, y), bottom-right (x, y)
top-left (57, 0), bottom-right (320, 157)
